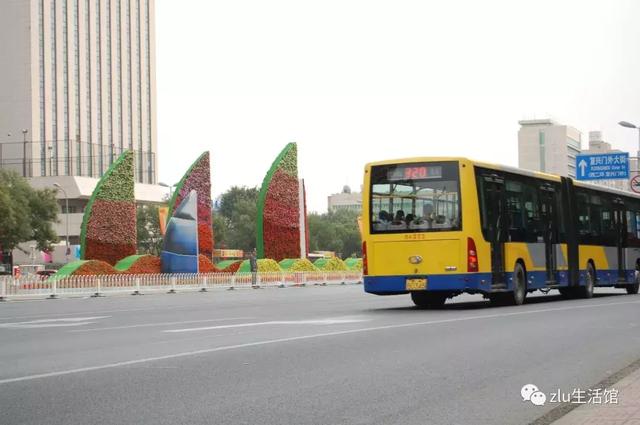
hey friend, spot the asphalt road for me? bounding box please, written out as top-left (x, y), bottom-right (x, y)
top-left (1, 286), bottom-right (640, 425)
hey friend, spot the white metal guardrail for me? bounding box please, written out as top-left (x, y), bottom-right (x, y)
top-left (0, 271), bottom-right (363, 301)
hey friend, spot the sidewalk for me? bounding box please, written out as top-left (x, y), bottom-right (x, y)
top-left (552, 366), bottom-right (640, 425)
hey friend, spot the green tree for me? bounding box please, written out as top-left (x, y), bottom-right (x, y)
top-left (136, 204), bottom-right (163, 255)
top-left (215, 186), bottom-right (259, 251)
top-left (308, 209), bottom-right (362, 258)
top-left (0, 170), bottom-right (58, 252)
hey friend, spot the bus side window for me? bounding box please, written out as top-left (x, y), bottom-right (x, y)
top-left (523, 184), bottom-right (541, 243)
top-left (576, 191), bottom-right (590, 243)
top-left (600, 196), bottom-right (615, 246)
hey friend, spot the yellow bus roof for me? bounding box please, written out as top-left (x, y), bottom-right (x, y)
top-left (365, 156), bottom-right (640, 200)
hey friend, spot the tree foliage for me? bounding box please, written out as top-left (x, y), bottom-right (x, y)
top-left (308, 209), bottom-right (362, 258)
top-left (136, 204), bottom-right (163, 255)
top-left (214, 186), bottom-right (259, 251)
top-left (0, 170), bottom-right (58, 252)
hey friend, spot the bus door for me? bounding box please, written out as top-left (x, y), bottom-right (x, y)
top-left (539, 183), bottom-right (558, 285)
top-left (482, 174), bottom-right (507, 287)
top-left (613, 198), bottom-right (627, 283)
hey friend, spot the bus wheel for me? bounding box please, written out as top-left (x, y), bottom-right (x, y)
top-left (411, 292), bottom-right (447, 309)
top-left (577, 263), bottom-right (595, 299)
top-left (626, 280), bottom-right (639, 295)
top-left (506, 263), bottom-right (527, 306)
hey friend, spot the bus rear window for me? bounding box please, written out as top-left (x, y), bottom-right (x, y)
top-left (370, 161), bottom-right (461, 233)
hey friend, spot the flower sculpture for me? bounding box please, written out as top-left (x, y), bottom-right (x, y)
top-left (161, 190), bottom-right (199, 273)
top-left (80, 150), bottom-right (136, 265)
top-left (256, 143), bottom-right (309, 261)
top-left (168, 152), bottom-right (213, 258)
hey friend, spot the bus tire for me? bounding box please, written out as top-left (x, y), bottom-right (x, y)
top-left (577, 263), bottom-right (595, 299)
top-left (505, 263), bottom-right (527, 306)
top-left (626, 281), bottom-right (639, 295)
top-left (411, 292), bottom-right (447, 309)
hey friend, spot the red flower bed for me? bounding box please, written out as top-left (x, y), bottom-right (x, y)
top-left (84, 240), bottom-right (137, 267)
top-left (198, 224), bottom-right (213, 256)
top-left (263, 169), bottom-right (300, 260)
top-left (124, 256), bottom-right (162, 274)
top-left (198, 254), bottom-right (220, 273)
top-left (73, 260), bottom-right (118, 275)
top-left (221, 261), bottom-right (241, 273)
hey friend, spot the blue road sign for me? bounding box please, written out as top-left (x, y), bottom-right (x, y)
top-left (575, 152), bottom-right (629, 181)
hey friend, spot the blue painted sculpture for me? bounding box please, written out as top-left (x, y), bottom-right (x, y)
top-left (161, 190), bottom-right (199, 273)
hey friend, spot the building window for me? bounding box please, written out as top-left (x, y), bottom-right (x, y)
top-left (116, 0), bottom-right (123, 153)
top-left (39, 0), bottom-right (46, 176)
top-left (51, 0), bottom-right (58, 176)
top-left (95, 0), bottom-right (103, 175)
top-left (538, 131), bottom-right (545, 173)
top-left (85, 0), bottom-right (92, 176)
top-left (106, 0), bottom-right (113, 165)
top-left (137, 0), bottom-right (143, 182)
top-left (74, 0), bottom-right (81, 175)
top-left (145, 0), bottom-right (152, 183)
top-left (63, 0), bottom-right (69, 175)
top-left (127, 0), bottom-right (133, 151)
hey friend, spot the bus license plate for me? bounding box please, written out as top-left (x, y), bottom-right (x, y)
top-left (406, 278), bottom-right (427, 290)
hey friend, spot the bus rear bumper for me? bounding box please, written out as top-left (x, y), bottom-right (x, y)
top-left (364, 273), bottom-right (493, 295)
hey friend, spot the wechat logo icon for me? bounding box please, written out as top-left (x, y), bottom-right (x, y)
top-left (522, 384), bottom-right (546, 406)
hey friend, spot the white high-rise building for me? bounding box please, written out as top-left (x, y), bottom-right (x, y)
top-left (518, 119), bottom-right (582, 178)
top-left (0, 0), bottom-right (157, 184)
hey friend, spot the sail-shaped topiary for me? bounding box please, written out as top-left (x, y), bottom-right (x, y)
top-left (80, 150), bottom-right (136, 265)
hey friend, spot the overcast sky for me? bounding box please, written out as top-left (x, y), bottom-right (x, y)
top-left (156, 0), bottom-right (640, 212)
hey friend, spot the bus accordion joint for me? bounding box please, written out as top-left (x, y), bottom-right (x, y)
top-left (467, 237), bottom-right (479, 273)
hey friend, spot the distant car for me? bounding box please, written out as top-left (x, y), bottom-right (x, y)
top-left (36, 270), bottom-right (57, 280)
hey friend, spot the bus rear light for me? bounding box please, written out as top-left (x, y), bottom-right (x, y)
top-left (467, 237), bottom-right (479, 273)
top-left (362, 241), bottom-right (368, 275)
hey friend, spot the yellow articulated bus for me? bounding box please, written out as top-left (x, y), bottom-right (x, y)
top-left (362, 157), bottom-right (640, 307)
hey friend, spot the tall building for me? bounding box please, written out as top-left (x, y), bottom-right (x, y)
top-left (0, 0), bottom-right (163, 265)
top-left (0, 0), bottom-right (157, 184)
top-left (518, 119), bottom-right (582, 178)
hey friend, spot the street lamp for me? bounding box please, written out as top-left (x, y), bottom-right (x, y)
top-left (53, 183), bottom-right (70, 263)
top-left (618, 121), bottom-right (640, 157)
top-left (158, 182), bottom-right (176, 201)
top-left (22, 129), bottom-right (28, 177)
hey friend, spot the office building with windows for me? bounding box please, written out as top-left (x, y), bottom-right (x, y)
top-left (518, 119), bottom-right (582, 178)
top-left (0, 0), bottom-right (164, 264)
top-left (328, 186), bottom-right (362, 213)
top-left (0, 0), bottom-right (157, 183)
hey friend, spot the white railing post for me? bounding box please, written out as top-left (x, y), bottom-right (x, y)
top-left (168, 276), bottom-right (177, 294)
top-left (93, 278), bottom-right (102, 297)
top-left (0, 278), bottom-right (6, 301)
top-left (278, 272), bottom-right (285, 288)
top-left (133, 277), bottom-right (141, 295)
top-left (341, 272), bottom-right (346, 285)
top-left (229, 274), bottom-right (235, 290)
top-left (49, 278), bottom-right (58, 299)
top-left (201, 275), bottom-right (208, 292)
top-left (301, 272), bottom-right (306, 287)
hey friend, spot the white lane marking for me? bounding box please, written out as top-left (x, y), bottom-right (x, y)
top-left (1, 299), bottom-right (640, 385)
top-left (163, 319), bottom-right (369, 333)
top-left (0, 317), bottom-right (111, 329)
top-left (69, 317), bottom-right (255, 333)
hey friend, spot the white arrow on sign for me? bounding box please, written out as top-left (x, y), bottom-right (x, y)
top-left (579, 159), bottom-right (587, 176)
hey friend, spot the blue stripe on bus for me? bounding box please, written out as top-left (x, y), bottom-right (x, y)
top-left (365, 269), bottom-right (635, 295)
top-left (364, 273), bottom-right (493, 295)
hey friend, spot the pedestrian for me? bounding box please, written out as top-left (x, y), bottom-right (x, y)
top-left (250, 248), bottom-right (258, 288)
